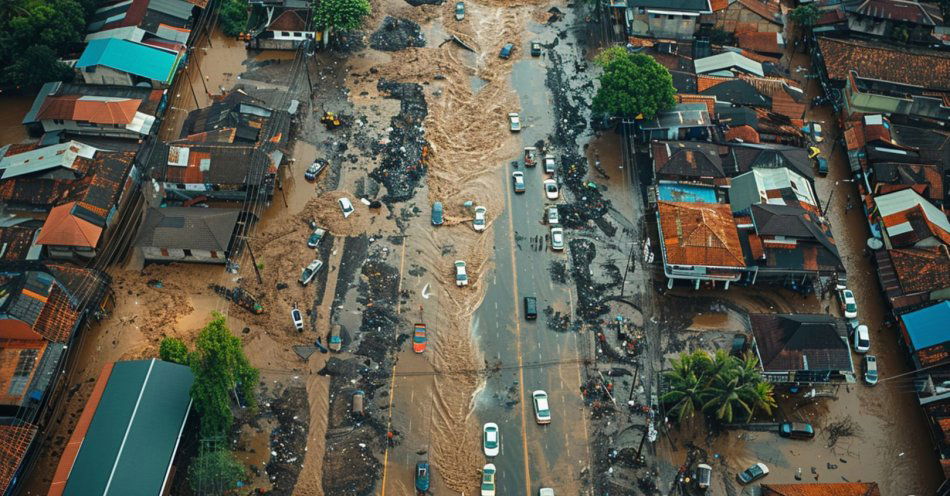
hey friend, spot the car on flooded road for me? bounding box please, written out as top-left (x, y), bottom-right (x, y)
top-left (291, 304), bottom-right (304, 331)
top-left (415, 461), bottom-right (430, 492)
top-left (778, 422), bottom-right (815, 439)
top-left (524, 296), bottom-right (537, 320)
top-left (508, 112), bottom-right (521, 131)
top-left (543, 154), bottom-right (556, 174)
top-left (483, 422), bottom-right (499, 456)
top-left (838, 288), bottom-right (857, 318)
top-left (431, 201), bottom-right (444, 226)
top-left (853, 324), bottom-right (870, 353)
top-left (736, 462), bottom-right (769, 484)
top-left (338, 197), bottom-right (354, 218)
top-left (328, 324), bottom-right (342, 351)
top-left (532, 390), bottom-right (551, 424)
top-left (531, 41), bottom-right (542, 57)
top-left (480, 463), bottom-right (496, 496)
top-left (299, 259), bottom-right (323, 285)
top-left (413, 323), bottom-right (427, 353)
top-left (473, 206), bottom-right (487, 232)
top-left (543, 178), bottom-right (559, 200)
top-left (547, 206), bottom-right (559, 225)
top-left (512, 171), bottom-right (526, 193)
top-left (550, 227), bottom-right (564, 250)
top-left (455, 260), bottom-right (468, 287)
top-left (307, 228), bottom-right (326, 248)
top-left (454, 1), bottom-right (464, 20)
top-left (304, 159), bottom-right (328, 181)
top-left (864, 354), bottom-right (879, 385)
top-left (499, 43), bottom-right (514, 59)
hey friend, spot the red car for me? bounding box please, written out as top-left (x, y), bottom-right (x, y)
top-left (413, 323), bottom-right (427, 353)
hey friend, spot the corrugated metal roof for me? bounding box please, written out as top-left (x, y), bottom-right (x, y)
top-left (902, 301), bottom-right (950, 352)
top-left (61, 359), bottom-right (194, 496)
top-left (875, 188), bottom-right (950, 236)
top-left (694, 51), bottom-right (764, 77)
top-left (84, 25), bottom-right (146, 43)
top-left (0, 141), bottom-right (97, 180)
top-left (76, 38), bottom-right (180, 84)
top-left (148, 0), bottom-right (193, 20)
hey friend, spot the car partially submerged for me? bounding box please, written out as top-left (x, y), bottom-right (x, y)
top-left (328, 324), bottom-right (342, 351)
top-left (299, 259), bottom-right (323, 285)
top-left (304, 159), bottom-right (328, 181)
top-left (455, 260), bottom-right (468, 287)
top-left (508, 112), bottom-right (521, 132)
top-left (307, 228), bottom-right (326, 248)
top-left (473, 206), bottom-right (487, 232)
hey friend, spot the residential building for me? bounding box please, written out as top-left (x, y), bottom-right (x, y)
top-left (725, 143), bottom-right (814, 179)
top-left (22, 82), bottom-right (162, 140)
top-left (149, 142), bottom-right (280, 202)
top-left (179, 91), bottom-right (290, 145)
top-left (814, 37), bottom-right (950, 94)
top-left (700, 78), bottom-right (771, 107)
top-left (843, 0), bottom-right (941, 45)
top-left (85, 0), bottom-right (200, 45)
top-left (637, 103), bottom-right (713, 142)
top-left (760, 482), bottom-right (881, 496)
top-left (875, 245), bottom-right (950, 315)
top-left (873, 188), bottom-right (950, 250)
top-left (250, 8), bottom-right (316, 50)
top-left (729, 166), bottom-right (816, 214)
top-left (625, 0), bottom-right (712, 39)
top-left (76, 38), bottom-right (184, 88)
top-left (712, 0), bottom-right (783, 34)
top-left (842, 71), bottom-right (950, 121)
top-left (135, 207), bottom-right (243, 263)
top-left (694, 51), bottom-right (764, 77)
top-left (656, 201), bottom-right (747, 288)
top-left (48, 359), bottom-right (194, 496)
top-left (749, 313), bottom-right (854, 384)
top-left (736, 31), bottom-right (784, 56)
top-left (651, 141), bottom-right (726, 183)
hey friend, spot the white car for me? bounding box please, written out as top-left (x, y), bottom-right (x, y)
top-left (338, 197), bottom-right (354, 218)
top-left (483, 422), bottom-right (499, 457)
top-left (547, 206), bottom-right (559, 225)
top-left (853, 324), bottom-right (870, 353)
top-left (543, 179), bottom-right (559, 200)
top-left (539, 489), bottom-right (555, 496)
top-left (291, 305), bottom-right (304, 331)
top-left (543, 154), bottom-right (556, 174)
top-left (508, 112), bottom-right (521, 132)
top-left (455, 260), bottom-right (468, 287)
top-left (512, 171), bottom-right (526, 193)
top-left (550, 227), bottom-right (564, 250)
top-left (839, 288), bottom-right (857, 319)
top-left (481, 463), bottom-right (496, 496)
top-left (532, 390), bottom-right (551, 424)
top-left (473, 206), bottom-right (487, 232)
top-left (299, 259), bottom-right (323, 286)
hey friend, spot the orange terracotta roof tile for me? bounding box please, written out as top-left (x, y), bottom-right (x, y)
top-left (761, 482), bottom-right (881, 496)
top-left (697, 75), bottom-right (733, 92)
top-left (37, 96), bottom-right (141, 125)
top-left (734, 22), bottom-right (760, 34)
top-left (739, 49), bottom-right (779, 64)
top-left (771, 91), bottom-right (807, 119)
top-left (711, 0), bottom-right (729, 11)
top-left (658, 201), bottom-right (745, 268)
top-left (35, 202), bottom-right (103, 248)
top-left (725, 125), bottom-right (761, 143)
top-left (737, 32), bottom-right (782, 54)
top-left (675, 94), bottom-right (716, 114)
top-left (627, 36), bottom-right (655, 47)
top-left (0, 423), bottom-right (38, 492)
top-left (817, 37), bottom-right (950, 90)
top-left (844, 121), bottom-right (866, 150)
top-left (737, 0), bottom-right (782, 24)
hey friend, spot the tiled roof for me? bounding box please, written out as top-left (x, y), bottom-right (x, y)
top-left (736, 0), bottom-right (782, 24)
top-left (0, 226), bottom-right (38, 261)
top-left (771, 90), bottom-right (806, 119)
top-left (675, 94), bottom-right (716, 115)
top-left (658, 201), bottom-right (746, 267)
top-left (136, 207), bottom-right (241, 252)
top-left (267, 9), bottom-right (308, 32)
top-left (710, 0), bottom-right (728, 11)
top-left (816, 37), bottom-right (950, 91)
top-left (653, 141), bottom-right (726, 178)
top-left (700, 78), bottom-right (771, 107)
top-left (750, 314), bottom-right (852, 373)
top-left (37, 96), bottom-right (142, 125)
top-left (152, 143), bottom-right (272, 186)
top-left (0, 423), bottom-right (38, 494)
top-left (890, 246), bottom-right (950, 295)
top-left (751, 203), bottom-right (840, 260)
top-left (761, 482), bottom-right (881, 496)
top-left (871, 163), bottom-right (943, 204)
top-left (697, 75), bottom-right (732, 92)
top-left (853, 0), bottom-right (935, 25)
top-left (725, 125), bottom-right (761, 143)
top-left (35, 202), bottom-right (103, 248)
top-left (876, 189), bottom-right (950, 247)
top-left (737, 31), bottom-right (782, 54)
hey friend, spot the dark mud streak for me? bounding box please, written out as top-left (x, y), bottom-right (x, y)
top-left (370, 80), bottom-right (430, 204)
top-left (370, 17), bottom-right (427, 52)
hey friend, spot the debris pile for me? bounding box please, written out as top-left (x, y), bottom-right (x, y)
top-left (265, 385), bottom-right (310, 492)
top-left (370, 17), bottom-right (426, 52)
top-left (569, 239), bottom-right (611, 320)
top-left (370, 80), bottom-right (429, 203)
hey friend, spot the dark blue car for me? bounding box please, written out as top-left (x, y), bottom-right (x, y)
top-left (499, 43), bottom-right (514, 59)
top-left (431, 202), bottom-right (443, 226)
top-left (415, 461), bottom-right (430, 492)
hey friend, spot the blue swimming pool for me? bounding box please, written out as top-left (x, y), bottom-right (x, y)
top-left (657, 183), bottom-right (718, 203)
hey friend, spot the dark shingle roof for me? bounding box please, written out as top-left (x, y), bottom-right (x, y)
top-left (627, 0), bottom-right (711, 12)
top-left (653, 141), bottom-right (726, 178)
top-left (700, 79), bottom-right (771, 107)
top-left (136, 207), bottom-right (241, 252)
top-left (727, 143), bottom-right (814, 179)
top-left (750, 314), bottom-right (852, 373)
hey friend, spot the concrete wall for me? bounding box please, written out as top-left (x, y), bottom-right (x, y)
top-left (142, 246), bottom-right (226, 263)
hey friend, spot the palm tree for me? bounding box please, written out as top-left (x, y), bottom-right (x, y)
top-left (740, 380), bottom-right (777, 420)
top-left (661, 351), bottom-right (711, 422)
top-left (701, 376), bottom-right (752, 423)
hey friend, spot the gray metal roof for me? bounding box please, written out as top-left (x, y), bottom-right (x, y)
top-left (136, 207), bottom-right (241, 252)
top-left (694, 52), bottom-right (764, 77)
top-left (627, 0), bottom-right (711, 13)
top-left (148, 0), bottom-right (194, 21)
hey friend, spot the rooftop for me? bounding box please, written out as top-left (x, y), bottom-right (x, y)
top-left (730, 167), bottom-right (817, 213)
top-left (889, 246), bottom-right (950, 295)
top-left (875, 188), bottom-right (950, 247)
top-left (737, 32), bottom-right (784, 54)
top-left (694, 51), bottom-right (764, 77)
top-left (267, 8), bottom-right (308, 31)
top-left (851, 0), bottom-right (936, 26)
top-left (35, 202), bottom-right (103, 248)
top-left (0, 141), bottom-right (97, 181)
top-left (750, 314), bottom-right (852, 373)
top-left (76, 38), bottom-right (181, 84)
top-left (136, 207), bottom-right (242, 252)
top-left (724, 125), bottom-right (761, 143)
top-left (151, 143), bottom-right (274, 186)
top-left (816, 37), bottom-right (950, 91)
top-left (652, 141), bottom-right (726, 178)
top-left (657, 201), bottom-right (746, 268)
top-left (626, 0), bottom-right (711, 12)
top-left (902, 301), bottom-right (950, 355)
top-left (761, 482), bottom-right (881, 496)
top-left (699, 78), bottom-right (771, 107)
top-left (0, 423), bottom-right (38, 494)
top-left (23, 81), bottom-right (162, 126)
top-left (728, 143), bottom-right (814, 179)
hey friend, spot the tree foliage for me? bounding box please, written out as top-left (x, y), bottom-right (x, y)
top-left (660, 349), bottom-right (776, 424)
top-left (159, 337), bottom-right (190, 365)
top-left (0, 0), bottom-right (91, 88)
top-left (312, 0), bottom-right (371, 32)
top-left (790, 4), bottom-right (820, 27)
top-left (592, 46), bottom-right (676, 120)
top-left (188, 448), bottom-right (246, 495)
top-left (219, 0), bottom-right (249, 37)
top-left (190, 313), bottom-right (260, 437)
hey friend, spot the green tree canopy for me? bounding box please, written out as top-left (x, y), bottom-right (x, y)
top-left (592, 46), bottom-right (676, 120)
top-left (0, 0), bottom-right (90, 89)
top-left (218, 0), bottom-right (249, 37)
top-left (188, 448), bottom-right (246, 495)
top-left (159, 337), bottom-right (190, 365)
top-left (790, 4), bottom-right (820, 27)
top-left (190, 313), bottom-right (260, 437)
top-left (312, 0), bottom-right (371, 32)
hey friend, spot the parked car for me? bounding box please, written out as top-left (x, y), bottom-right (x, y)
top-left (550, 227), bottom-right (564, 250)
top-left (695, 463), bottom-right (712, 489)
top-left (455, 260), bottom-right (468, 287)
top-left (839, 288), bottom-right (858, 318)
top-left (299, 259), bottom-right (323, 285)
top-left (730, 334), bottom-right (748, 357)
top-left (815, 156), bottom-right (828, 175)
top-left (736, 462), bottom-right (769, 484)
top-left (339, 197), bottom-right (354, 218)
top-left (524, 296), bottom-right (537, 320)
top-left (304, 159), bottom-right (328, 181)
top-left (543, 154), bottom-right (556, 174)
top-left (328, 324), bottom-right (342, 351)
top-left (416, 461), bottom-right (430, 492)
top-left (547, 206), bottom-right (559, 225)
top-left (499, 43), bottom-right (514, 59)
top-left (455, 1), bottom-right (464, 20)
top-left (481, 463), bottom-right (496, 496)
top-left (431, 201), bottom-right (444, 226)
top-left (543, 179), bottom-right (559, 200)
top-left (864, 354), bottom-right (879, 385)
top-left (532, 390), bottom-right (551, 424)
top-left (512, 171), bottom-right (526, 193)
top-left (483, 422), bottom-right (499, 457)
top-left (412, 323), bottom-right (427, 353)
top-left (473, 206), bottom-right (487, 232)
top-left (803, 122), bottom-right (824, 142)
top-left (531, 41), bottom-right (542, 57)
top-left (778, 422), bottom-right (815, 439)
top-left (508, 112), bottom-right (521, 131)
top-left (853, 324), bottom-right (870, 353)
top-left (351, 389), bottom-right (365, 416)
top-left (539, 489), bottom-right (554, 496)
top-left (307, 228), bottom-right (326, 248)
top-left (291, 304), bottom-right (304, 332)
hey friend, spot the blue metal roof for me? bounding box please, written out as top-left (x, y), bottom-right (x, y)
top-left (902, 301), bottom-right (950, 352)
top-left (76, 38), bottom-right (179, 83)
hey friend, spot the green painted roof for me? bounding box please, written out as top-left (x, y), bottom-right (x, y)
top-left (63, 359), bottom-right (193, 496)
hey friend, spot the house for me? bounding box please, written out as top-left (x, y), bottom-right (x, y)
top-left (844, 0), bottom-right (941, 45)
top-left (873, 188), bottom-right (950, 250)
top-left (637, 103), bottom-right (713, 142)
top-left (48, 359), bottom-right (194, 496)
top-left (729, 167), bottom-right (816, 214)
top-left (179, 91), bottom-right (289, 145)
top-left (85, 0), bottom-right (199, 45)
top-left (749, 313), bottom-right (854, 384)
top-left (22, 82), bottom-right (162, 140)
top-left (736, 31), bottom-right (784, 56)
top-left (625, 0), bottom-right (712, 39)
top-left (0, 263), bottom-right (110, 495)
top-left (250, 8), bottom-right (315, 50)
top-left (725, 143), bottom-right (814, 179)
top-left (875, 246), bottom-right (950, 315)
top-left (149, 142), bottom-right (280, 202)
top-left (135, 207), bottom-right (243, 263)
top-left (699, 78), bottom-right (771, 107)
top-left (842, 71), bottom-right (950, 121)
top-left (870, 163), bottom-right (944, 207)
top-left (694, 51), bottom-right (764, 77)
top-left (651, 141), bottom-right (726, 182)
top-left (814, 37), bottom-right (950, 93)
top-left (724, 124), bottom-right (761, 144)
top-left (0, 225), bottom-right (42, 262)
top-left (76, 38), bottom-right (183, 88)
top-left (0, 141), bottom-right (97, 181)
top-left (760, 482), bottom-right (881, 496)
top-left (713, 0), bottom-right (783, 34)
top-left (656, 201), bottom-right (747, 288)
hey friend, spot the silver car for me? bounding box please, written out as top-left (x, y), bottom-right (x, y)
top-left (550, 227), bottom-right (564, 250)
top-left (508, 112), bottom-right (521, 132)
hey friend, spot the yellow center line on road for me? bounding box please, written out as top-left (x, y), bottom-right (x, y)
top-left (503, 160), bottom-right (533, 496)
top-left (380, 240), bottom-right (409, 496)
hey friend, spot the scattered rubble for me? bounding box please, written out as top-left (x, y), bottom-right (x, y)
top-left (370, 17), bottom-right (426, 52)
top-left (370, 79), bottom-right (429, 203)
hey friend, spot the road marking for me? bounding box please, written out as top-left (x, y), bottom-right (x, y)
top-left (379, 241), bottom-right (409, 496)
top-left (503, 159), bottom-right (533, 496)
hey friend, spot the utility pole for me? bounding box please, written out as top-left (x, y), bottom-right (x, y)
top-left (242, 236), bottom-right (264, 284)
